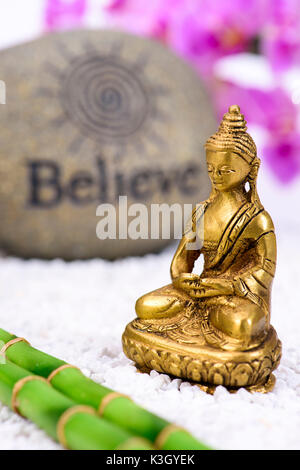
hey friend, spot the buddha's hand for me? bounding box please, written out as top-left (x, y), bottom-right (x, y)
top-left (189, 278), bottom-right (234, 298)
top-left (174, 275), bottom-right (234, 298)
top-left (172, 273), bottom-right (202, 292)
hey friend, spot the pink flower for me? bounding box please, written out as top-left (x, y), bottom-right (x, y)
top-left (214, 83), bottom-right (297, 135)
top-left (103, 0), bottom-right (181, 40)
top-left (263, 33), bottom-right (300, 73)
top-left (262, 0), bottom-right (300, 72)
top-left (213, 81), bottom-right (300, 182)
top-left (263, 132), bottom-right (300, 183)
top-left (44, 0), bottom-right (87, 31)
top-left (168, 0), bottom-right (269, 76)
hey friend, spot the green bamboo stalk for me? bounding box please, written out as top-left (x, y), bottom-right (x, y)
top-left (0, 328), bottom-right (210, 450)
top-left (0, 358), bottom-right (153, 450)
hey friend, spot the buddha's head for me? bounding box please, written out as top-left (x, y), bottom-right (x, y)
top-left (205, 105), bottom-right (260, 201)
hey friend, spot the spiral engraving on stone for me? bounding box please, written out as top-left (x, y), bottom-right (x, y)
top-left (61, 54), bottom-right (149, 143)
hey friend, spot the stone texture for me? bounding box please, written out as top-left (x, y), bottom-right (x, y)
top-left (0, 30), bottom-right (215, 259)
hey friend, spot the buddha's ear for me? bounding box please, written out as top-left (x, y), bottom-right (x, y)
top-left (248, 157), bottom-right (260, 181)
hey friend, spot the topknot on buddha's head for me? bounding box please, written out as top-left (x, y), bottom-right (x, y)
top-left (205, 105), bottom-right (257, 164)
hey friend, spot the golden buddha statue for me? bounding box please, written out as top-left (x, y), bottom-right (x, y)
top-left (122, 105), bottom-right (282, 393)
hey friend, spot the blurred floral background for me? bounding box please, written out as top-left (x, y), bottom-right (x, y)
top-left (43, 0), bottom-right (300, 185)
top-left (0, 0), bottom-right (300, 227)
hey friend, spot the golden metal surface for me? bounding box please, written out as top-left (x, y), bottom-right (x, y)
top-left (122, 105), bottom-right (282, 392)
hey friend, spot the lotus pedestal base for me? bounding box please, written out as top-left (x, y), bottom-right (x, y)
top-left (122, 322), bottom-right (282, 394)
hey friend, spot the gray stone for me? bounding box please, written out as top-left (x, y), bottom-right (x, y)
top-left (0, 29), bottom-right (215, 259)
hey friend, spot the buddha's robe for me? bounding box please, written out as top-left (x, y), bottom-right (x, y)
top-left (135, 201), bottom-right (276, 351)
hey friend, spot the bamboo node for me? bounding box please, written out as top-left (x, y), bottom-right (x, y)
top-left (48, 364), bottom-right (79, 383)
top-left (98, 391), bottom-right (131, 416)
top-left (0, 337), bottom-right (30, 355)
top-left (57, 405), bottom-right (97, 449)
top-left (154, 424), bottom-right (186, 449)
top-left (11, 375), bottom-right (48, 415)
top-left (115, 437), bottom-right (152, 450)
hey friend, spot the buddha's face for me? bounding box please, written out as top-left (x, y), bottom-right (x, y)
top-left (206, 149), bottom-right (250, 192)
